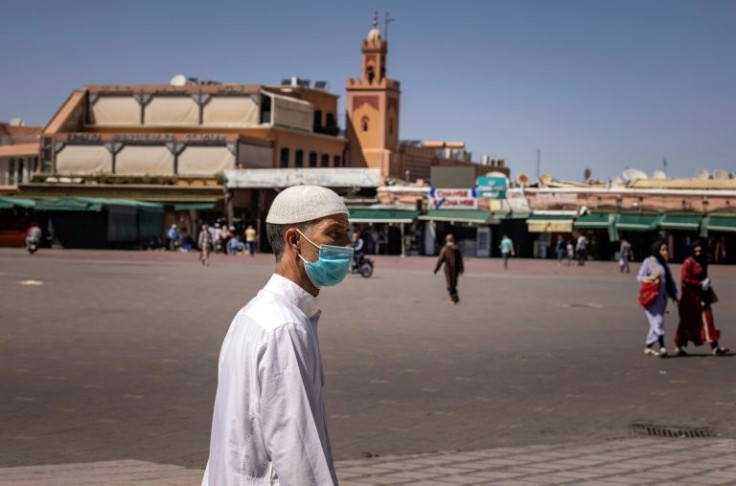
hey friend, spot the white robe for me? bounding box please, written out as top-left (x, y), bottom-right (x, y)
top-left (202, 274), bottom-right (338, 486)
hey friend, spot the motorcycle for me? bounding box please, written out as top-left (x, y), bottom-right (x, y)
top-left (26, 239), bottom-right (39, 254)
top-left (351, 256), bottom-right (374, 278)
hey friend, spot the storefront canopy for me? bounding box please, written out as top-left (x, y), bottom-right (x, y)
top-left (574, 213), bottom-right (614, 229)
top-left (418, 210), bottom-right (496, 224)
top-left (658, 215), bottom-right (702, 230)
top-left (0, 197), bottom-right (36, 209)
top-left (36, 196), bottom-right (163, 212)
top-left (705, 215), bottom-right (736, 233)
top-left (527, 213), bottom-right (575, 233)
top-left (616, 214), bottom-right (663, 231)
top-left (349, 209), bottom-right (420, 224)
top-left (173, 202), bottom-right (216, 211)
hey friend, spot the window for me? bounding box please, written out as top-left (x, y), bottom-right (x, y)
top-left (333, 155), bottom-right (341, 167)
top-left (389, 117), bottom-right (394, 136)
top-left (366, 64), bottom-right (375, 84)
top-left (361, 116), bottom-right (369, 132)
top-left (295, 149), bottom-right (304, 168)
top-left (280, 147), bottom-right (289, 168)
top-left (309, 151), bottom-right (317, 168)
top-left (313, 110), bottom-right (322, 129)
top-left (326, 112), bottom-right (336, 129)
top-left (8, 159), bottom-right (16, 185)
top-left (321, 154), bottom-right (329, 167)
top-left (260, 95), bottom-right (272, 124)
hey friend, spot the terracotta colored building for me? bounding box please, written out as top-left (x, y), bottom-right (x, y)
top-left (345, 22), bottom-right (507, 182)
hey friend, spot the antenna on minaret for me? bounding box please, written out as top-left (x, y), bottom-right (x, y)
top-left (372, 10), bottom-right (379, 28)
top-left (384, 12), bottom-right (395, 41)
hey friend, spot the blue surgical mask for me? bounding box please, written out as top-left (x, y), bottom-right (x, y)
top-left (297, 230), bottom-right (354, 288)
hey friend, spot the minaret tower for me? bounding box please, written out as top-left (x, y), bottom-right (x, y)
top-left (345, 12), bottom-right (401, 175)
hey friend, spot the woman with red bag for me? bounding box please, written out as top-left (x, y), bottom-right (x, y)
top-left (674, 240), bottom-right (729, 356)
top-left (637, 240), bottom-right (679, 357)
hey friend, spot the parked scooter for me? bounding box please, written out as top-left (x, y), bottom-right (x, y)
top-left (26, 239), bottom-right (39, 254)
top-left (351, 256), bottom-right (374, 278)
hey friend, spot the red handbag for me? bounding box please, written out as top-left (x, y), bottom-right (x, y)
top-left (639, 281), bottom-right (659, 307)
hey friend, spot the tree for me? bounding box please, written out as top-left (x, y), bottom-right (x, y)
top-left (583, 168), bottom-right (592, 181)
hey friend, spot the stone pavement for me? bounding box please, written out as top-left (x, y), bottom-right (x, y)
top-left (2, 438), bottom-right (735, 485)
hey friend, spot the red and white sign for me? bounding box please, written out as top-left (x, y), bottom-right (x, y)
top-left (429, 197), bottom-right (478, 209)
top-left (432, 188), bottom-right (474, 199)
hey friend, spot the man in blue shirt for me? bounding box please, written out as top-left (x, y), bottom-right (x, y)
top-left (499, 234), bottom-right (515, 270)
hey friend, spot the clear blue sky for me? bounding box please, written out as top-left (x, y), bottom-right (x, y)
top-left (1, 0), bottom-right (734, 181)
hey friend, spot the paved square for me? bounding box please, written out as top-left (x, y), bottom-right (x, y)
top-left (1, 249), bottom-right (735, 483)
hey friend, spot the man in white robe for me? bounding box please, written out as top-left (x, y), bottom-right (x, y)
top-left (202, 185), bottom-right (353, 486)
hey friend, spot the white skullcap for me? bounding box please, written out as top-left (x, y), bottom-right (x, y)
top-left (266, 185), bottom-right (349, 224)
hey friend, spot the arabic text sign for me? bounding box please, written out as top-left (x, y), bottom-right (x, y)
top-left (476, 175), bottom-right (507, 198)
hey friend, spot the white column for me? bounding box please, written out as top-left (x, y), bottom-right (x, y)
top-left (400, 223), bottom-right (406, 257)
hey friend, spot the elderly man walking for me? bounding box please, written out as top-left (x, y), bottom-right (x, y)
top-left (202, 185), bottom-right (353, 486)
top-left (434, 233), bottom-right (464, 305)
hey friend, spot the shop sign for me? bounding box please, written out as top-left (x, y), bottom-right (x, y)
top-left (430, 188), bottom-right (476, 199)
top-left (429, 187), bottom-right (478, 210)
top-left (476, 175), bottom-right (507, 198)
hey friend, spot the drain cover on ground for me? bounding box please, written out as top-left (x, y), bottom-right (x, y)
top-left (629, 423), bottom-right (716, 438)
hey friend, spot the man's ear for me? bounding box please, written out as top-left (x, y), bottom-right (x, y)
top-left (284, 227), bottom-right (300, 252)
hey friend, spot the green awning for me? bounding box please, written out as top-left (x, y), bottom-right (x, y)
top-left (173, 202), bottom-right (216, 211)
top-left (616, 214), bottom-right (663, 231)
top-left (706, 215), bottom-right (736, 233)
top-left (418, 210), bottom-right (496, 224)
top-left (36, 196), bottom-right (103, 212)
top-left (574, 213), bottom-right (615, 229)
top-left (659, 215), bottom-right (702, 230)
top-left (0, 197), bottom-right (36, 209)
top-left (36, 196), bottom-right (163, 212)
top-left (574, 213), bottom-right (620, 241)
top-left (349, 209), bottom-right (420, 223)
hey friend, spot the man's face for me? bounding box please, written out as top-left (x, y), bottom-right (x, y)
top-left (300, 214), bottom-right (351, 262)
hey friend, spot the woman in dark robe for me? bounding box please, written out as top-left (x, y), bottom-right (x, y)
top-left (674, 240), bottom-right (729, 356)
top-left (434, 234), bottom-right (464, 305)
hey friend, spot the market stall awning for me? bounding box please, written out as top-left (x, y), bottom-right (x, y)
top-left (349, 209), bottom-right (420, 224)
top-left (616, 214), bottom-right (663, 231)
top-left (658, 214), bottom-right (702, 230)
top-left (574, 213), bottom-right (615, 229)
top-left (574, 213), bottom-right (620, 241)
top-left (527, 213), bottom-right (575, 233)
top-left (173, 202), bottom-right (217, 211)
top-left (0, 197), bottom-right (36, 209)
top-left (705, 215), bottom-right (736, 233)
top-left (418, 210), bottom-right (496, 224)
top-left (36, 196), bottom-right (163, 212)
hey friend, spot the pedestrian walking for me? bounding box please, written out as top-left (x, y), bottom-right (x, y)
top-left (674, 240), bottom-right (729, 356)
top-left (637, 240), bottom-right (679, 357)
top-left (244, 224), bottom-right (257, 256)
top-left (619, 238), bottom-right (632, 273)
top-left (434, 234), bottom-right (464, 305)
top-left (499, 233), bottom-right (515, 270)
top-left (566, 241), bottom-right (574, 266)
top-left (166, 224), bottom-right (180, 251)
top-left (198, 224), bottom-right (213, 266)
top-left (219, 224), bottom-right (230, 254)
top-left (555, 236), bottom-right (566, 266)
top-left (576, 234), bottom-right (588, 266)
top-left (202, 185), bottom-right (352, 486)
